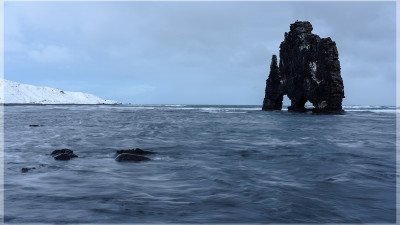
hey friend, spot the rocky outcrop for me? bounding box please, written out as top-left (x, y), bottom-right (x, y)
top-left (262, 21), bottom-right (344, 113)
top-left (115, 153), bottom-right (151, 162)
top-left (115, 148), bottom-right (155, 162)
top-left (262, 55), bottom-right (283, 110)
top-left (21, 167), bottom-right (36, 173)
top-left (51, 149), bottom-right (78, 160)
top-left (116, 148), bottom-right (156, 155)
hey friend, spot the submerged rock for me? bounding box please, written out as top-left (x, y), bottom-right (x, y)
top-left (51, 149), bottom-right (74, 156)
top-left (262, 21), bottom-right (344, 113)
top-left (115, 153), bottom-right (151, 162)
top-left (54, 153), bottom-right (78, 160)
top-left (21, 167), bottom-right (36, 173)
top-left (116, 148), bottom-right (156, 155)
top-left (51, 149), bottom-right (78, 160)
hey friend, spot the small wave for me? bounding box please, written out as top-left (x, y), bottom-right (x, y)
top-left (343, 105), bottom-right (396, 111)
top-left (370, 110), bottom-right (398, 113)
top-left (344, 109), bottom-right (397, 114)
top-left (164, 104), bottom-right (187, 107)
top-left (152, 156), bottom-right (173, 161)
top-left (324, 173), bottom-right (350, 182)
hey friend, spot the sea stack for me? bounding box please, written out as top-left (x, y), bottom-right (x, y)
top-left (262, 21), bottom-right (344, 113)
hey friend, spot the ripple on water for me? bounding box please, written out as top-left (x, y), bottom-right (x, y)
top-left (3, 105), bottom-right (396, 223)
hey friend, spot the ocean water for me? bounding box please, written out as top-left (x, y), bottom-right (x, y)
top-left (4, 105), bottom-right (397, 223)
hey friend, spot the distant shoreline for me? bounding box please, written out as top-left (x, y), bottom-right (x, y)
top-left (2, 103), bottom-right (122, 106)
top-left (1, 104), bottom-right (396, 107)
top-left (1, 103), bottom-right (271, 107)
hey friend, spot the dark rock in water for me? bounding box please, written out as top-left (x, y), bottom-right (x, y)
top-left (116, 148), bottom-right (156, 155)
top-left (51, 149), bottom-right (74, 156)
top-left (21, 167), bottom-right (36, 173)
top-left (29, 125), bottom-right (43, 127)
top-left (115, 148), bottom-right (154, 162)
top-left (68, 153), bottom-right (78, 158)
top-left (115, 153), bottom-right (151, 162)
top-left (262, 21), bottom-right (344, 114)
top-left (54, 153), bottom-right (73, 160)
top-left (51, 149), bottom-right (78, 160)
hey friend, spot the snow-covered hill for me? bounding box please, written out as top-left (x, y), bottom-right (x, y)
top-left (0, 79), bottom-right (119, 104)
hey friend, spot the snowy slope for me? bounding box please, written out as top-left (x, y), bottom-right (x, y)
top-left (0, 79), bottom-right (119, 104)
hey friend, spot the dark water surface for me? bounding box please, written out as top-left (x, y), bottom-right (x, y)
top-left (4, 105), bottom-right (397, 223)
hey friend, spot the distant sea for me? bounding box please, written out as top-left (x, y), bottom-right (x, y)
top-left (4, 105), bottom-right (396, 223)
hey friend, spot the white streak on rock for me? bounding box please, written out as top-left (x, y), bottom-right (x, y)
top-left (299, 44), bottom-right (310, 51)
top-left (318, 101), bottom-right (327, 109)
top-left (309, 62), bottom-right (321, 84)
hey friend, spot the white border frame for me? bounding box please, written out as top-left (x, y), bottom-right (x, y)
top-left (0, 0), bottom-right (398, 224)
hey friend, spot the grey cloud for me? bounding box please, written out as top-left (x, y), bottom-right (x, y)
top-left (4, 1), bottom-right (396, 105)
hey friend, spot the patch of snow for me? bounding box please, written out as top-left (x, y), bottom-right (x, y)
top-left (0, 78), bottom-right (119, 104)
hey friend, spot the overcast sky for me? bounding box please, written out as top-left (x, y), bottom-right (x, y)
top-left (5, 1), bottom-right (396, 105)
